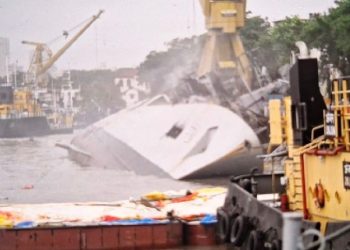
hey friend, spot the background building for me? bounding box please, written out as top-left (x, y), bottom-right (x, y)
top-left (0, 37), bottom-right (10, 78)
top-left (114, 68), bottom-right (150, 107)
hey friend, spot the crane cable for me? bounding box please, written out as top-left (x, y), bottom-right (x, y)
top-left (192, 0), bottom-right (197, 34)
top-left (186, 0), bottom-right (197, 35)
top-left (46, 15), bottom-right (94, 45)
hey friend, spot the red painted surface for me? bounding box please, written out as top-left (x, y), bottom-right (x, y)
top-left (81, 228), bottom-right (103, 249)
top-left (135, 226), bottom-right (152, 249)
top-left (101, 227), bottom-right (119, 249)
top-left (300, 154), bottom-right (309, 219)
top-left (17, 230), bottom-right (36, 250)
top-left (280, 193), bottom-right (289, 212)
top-left (119, 226), bottom-right (135, 249)
top-left (167, 223), bottom-right (183, 247)
top-left (52, 228), bottom-right (80, 250)
top-left (33, 230), bottom-right (53, 250)
top-left (152, 224), bottom-right (168, 248)
top-left (0, 230), bottom-right (16, 250)
top-left (184, 223), bottom-right (217, 246)
top-left (0, 222), bottom-right (216, 249)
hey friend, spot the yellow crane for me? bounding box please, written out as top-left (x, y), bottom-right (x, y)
top-left (22, 10), bottom-right (103, 86)
top-left (198, 0), bottom-right (253, 91)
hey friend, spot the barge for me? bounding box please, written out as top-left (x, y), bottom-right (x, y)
top-left (0, 187), bottom-right (226, 249)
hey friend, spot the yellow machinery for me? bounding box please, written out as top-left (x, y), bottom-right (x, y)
top-left (198, 0), bottom-right (253, 91)
top-left (13, 89), bottom-right (42, 116)
top-left (0, 10), bottom-right (103, 138)
top-left (22, 10), bottom-right (103, 87)
top-left (216, 58), bottom-right (350, 249)
top-left (264, 60), bottom-right (350, 250)
top-left (0, 88), bottom-right (42, 118)
top-left (21, 41), bottom-right (53, 85)
top-left (2, 10), bottom-right (104, 131)
top-left (268, 69), bottom-right (350, 233)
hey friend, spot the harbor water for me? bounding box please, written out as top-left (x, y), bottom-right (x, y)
top-left (0, 132), bottom-right (227, 204)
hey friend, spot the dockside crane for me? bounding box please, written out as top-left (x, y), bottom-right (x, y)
top-left (198, 0), bottom-right (253, 92)
top-left (22, 10), bottom-right (103, 86)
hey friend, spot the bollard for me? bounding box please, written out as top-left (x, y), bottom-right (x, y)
top-left (282, 212), bottom-right (303, 250)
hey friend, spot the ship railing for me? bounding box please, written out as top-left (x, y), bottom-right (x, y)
top-left (1, 110), bottom-right (46, 119)
top-left (126, 94), bottom-right (171, 111)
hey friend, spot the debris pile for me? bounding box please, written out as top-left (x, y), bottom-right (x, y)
top-left (0, 187), bottom-right (226, 229)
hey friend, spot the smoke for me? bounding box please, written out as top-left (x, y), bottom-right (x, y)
top-left (138, 35), bottom-right (205, 98)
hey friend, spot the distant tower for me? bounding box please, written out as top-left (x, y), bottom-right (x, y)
top-left (0, 37), bottom-right (10, 78)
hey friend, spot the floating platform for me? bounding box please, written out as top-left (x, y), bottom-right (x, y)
top-left (0, 222), bottom-right (220, 250)
top-left (0, 187), bottom-right (226, 249)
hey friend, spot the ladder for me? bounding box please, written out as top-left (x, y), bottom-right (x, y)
top-left (333, 79), bottom-right (350, 150)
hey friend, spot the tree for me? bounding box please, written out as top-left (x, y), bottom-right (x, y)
top-left (240, 16), bottom-right (281, 78)
top-left (326, 0), bottom-right (350, 73)
top-left (240, 16), bottom-right (307, 78)
top-left (139, 1), bottom-right (350, 95)
top-left (270, 17), bottom-right (307, 66)
top-left (240, 16), bottom-right (271, 51)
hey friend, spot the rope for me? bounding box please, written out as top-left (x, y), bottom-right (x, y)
top-left (300, 224), bottom-right (350, 250)
top-left (298, 229), bottom-right (326, 250)
top-left (192, 0), bottom-right (197, 33)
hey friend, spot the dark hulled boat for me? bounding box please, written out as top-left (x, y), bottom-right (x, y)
top-left (0, 116), bottom-right (51, 138)
top-left (0, 85), bottom-right (72, 138)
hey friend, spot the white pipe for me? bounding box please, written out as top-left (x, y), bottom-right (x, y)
top-left (283, 212), bottom-right (303, 250)
top-left (295, 41), bottom-right (309, 59)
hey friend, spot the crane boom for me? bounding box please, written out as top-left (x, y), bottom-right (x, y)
top-left (22, 10), bottom-right (103, 84)
top-left (21, 41), bottom-right (53, 77)
top-left (197, 0), bottom-right (253, 90)
top-left (37, 10), bottom-right (103, 76)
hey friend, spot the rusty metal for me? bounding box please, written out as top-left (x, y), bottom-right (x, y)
top-left (0, 222), bottom-right (189, 250)
top-left (184, 223), bottom-right (218, 246)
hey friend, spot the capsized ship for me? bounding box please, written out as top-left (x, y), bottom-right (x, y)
top-left (66, 56), bottom-right (290, 179)
top-left (68, 73), bottom-right (289, 180)
top-left (66, 0), bottom-right (287, 179)
top-left (69, 95), bottom-right (264, 179)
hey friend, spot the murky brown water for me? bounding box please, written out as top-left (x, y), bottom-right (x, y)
top-left (0, 132), bottom-right (229, 204)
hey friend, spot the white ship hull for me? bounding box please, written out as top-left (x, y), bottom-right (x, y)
top-left (70, 101), bottom-right (262, 179)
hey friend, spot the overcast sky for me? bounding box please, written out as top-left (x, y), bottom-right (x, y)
top-left (0, 0), bottom-right (335, 71)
